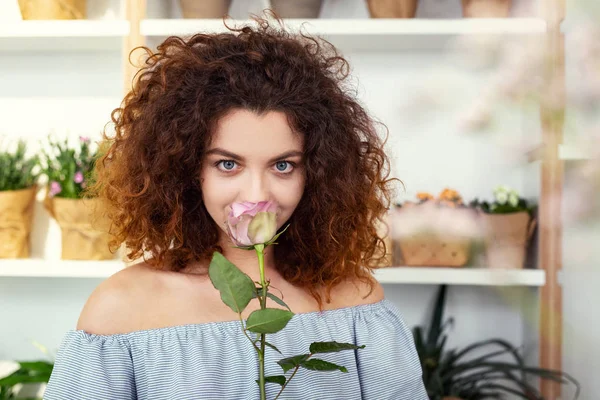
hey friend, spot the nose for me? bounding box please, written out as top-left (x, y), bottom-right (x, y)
top-left (243, 170), bottom-right (270, 203)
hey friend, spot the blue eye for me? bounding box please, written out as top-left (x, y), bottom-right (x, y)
top-left (276, 161), bottom-right (289, 172)
top-left (217, 160), bottom-right (237, 171)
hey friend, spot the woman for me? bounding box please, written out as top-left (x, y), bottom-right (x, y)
top-left (43, 13), bottom-right (428, 400)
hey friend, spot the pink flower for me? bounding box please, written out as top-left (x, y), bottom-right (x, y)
top-left (74, 171), bottom-right (84, 184)
top-left (79, 136), bottom-right (90, 143)
top-left (226, 201), bottom-right (278, 247)
top-left (49, 181), bottom-right (62, 197)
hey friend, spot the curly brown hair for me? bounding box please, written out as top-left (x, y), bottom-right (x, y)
top-left (91, 13), bottom-right (400, 310)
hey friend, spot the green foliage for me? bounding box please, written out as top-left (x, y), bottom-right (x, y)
top-left (0, 139), bottom-right (40, 192)
top-left (0, 360), bottom-right (54, 400)
top-left (246, 308), bottom-right (294, 334)
top-left (208, 252), bottom-right (255, 313)
top-left (40, 136), bottom-right (100, 199)
top-left (414, 285), bottom-right (580, 400)
top-left (470, 185), bottom-right (536, 215)
top-left (208, 247), bottom-right (365, 400)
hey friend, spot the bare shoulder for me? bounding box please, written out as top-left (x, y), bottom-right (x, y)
top-left (325, 274), bottom-right (385, 310)
top-left (76, 262), bottom-right (157, 335)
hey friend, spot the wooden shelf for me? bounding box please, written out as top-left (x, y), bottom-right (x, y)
top-left (0, 20), bottom-right (129, 52)
top-left (374, 266), bottom-right (545, 286)
top-left (0, 260), bottom-right (545, 286)
top-left (141, 18), bottom-right (547, 51)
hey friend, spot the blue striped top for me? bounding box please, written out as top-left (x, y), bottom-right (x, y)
top-left (44, 299), bottom-right (428, 400)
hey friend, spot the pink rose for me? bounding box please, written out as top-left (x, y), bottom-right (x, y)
top-left (226, 201), bottom-right (278, 247)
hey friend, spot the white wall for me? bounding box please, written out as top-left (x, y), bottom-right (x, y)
top-left (2, 0), bottom-right (597, 399)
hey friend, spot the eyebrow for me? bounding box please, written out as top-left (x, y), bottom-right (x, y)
top-left (205, 148), bottom-right (303, 163)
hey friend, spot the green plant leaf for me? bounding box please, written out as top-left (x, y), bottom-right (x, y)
top-left (300, 358), bottom-right (348, 373)
top-left (277, 354), bottom-right (310, 373)
top-left (266, 292), bottom-right (291, 311)
top-left (265, 341), bottom-right (282, 354)
top-left (255, 375), bottom-right (286, 387)
top-left (246, 308), bottom-right (294, 334)
top-left (309, 341), bottom-right (365, 354)
top-left (208, 252), bottom-right (255, 314)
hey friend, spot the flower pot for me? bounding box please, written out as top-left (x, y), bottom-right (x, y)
top-left (480, 211), bottom-right (536, 268)
top-left (366, 0), bottom-right (418, 18)
top-left (17, 0), bottom-right (85, 19)
top-left (0, 186), bottom-right (37, 258)
top-left (179, 0), bottom-right (232, 19)
top-left (270, 0), bottom-right (323, 18)
top-left (44, 196), bottom-right (114, 260)
top-left (461, 0), bottom-right (511, 17)
top-left (390, 203), bottom-right (480, 267)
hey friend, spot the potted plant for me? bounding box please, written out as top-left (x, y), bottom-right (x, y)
top-left (179, 0), bottom-right (232, 18)
top-left (414, 284), bottom-right (580, 399)
top-left (0, 341), bottom-right (54, 400)
top-left (391, 188), bottom-right (480, 267)
top-left (470, 185), bottom-right (537, 269)
top-left (41, 135), bottom-right (114, 260)
top-left (0, 139), bottom-right (40, 258)
top-left (366, 0), bottom-right (418, 18)
top-left (17, 0), bottom-right (85, 19)
top-left (461, 0), bottom-right (511, 18)
top-left (270, 0), bottom-right (323, 18)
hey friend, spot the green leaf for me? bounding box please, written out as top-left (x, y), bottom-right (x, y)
top-left (255, 375), bottom-right (286, 387)
top-left (246, 308), bottom-right (294, 334)
top-left (265, 223), bottom-right (290, 246)
top-left (266, 292), bottom-right (291, 311)
top-left (309, 341), bottom-right (365, 354)
top-left (300, 358), bottom-right (348, 373)
top-left (208, 252), bottom-right (255, 314)
top-left (277, 354), bottom-right (310, 373)
top-left (265, 341), bottom-right (283, 354)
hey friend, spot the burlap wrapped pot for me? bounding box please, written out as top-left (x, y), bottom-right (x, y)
top-left (0, 186), bottom-right (37, 258)
top-left (18, 0), bottom-right (86, 19)
top-left (44, 195), bottom-right (114, 260)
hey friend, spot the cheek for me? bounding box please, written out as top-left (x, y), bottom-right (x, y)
top-left (275, 176), bottom-right (305, 219)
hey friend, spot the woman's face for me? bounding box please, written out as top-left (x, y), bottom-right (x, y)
top-left (200, 108), bottom-right (305, 239)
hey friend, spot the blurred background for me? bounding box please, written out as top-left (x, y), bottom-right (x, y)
top-left (0, 0), bottom-right (598, 399)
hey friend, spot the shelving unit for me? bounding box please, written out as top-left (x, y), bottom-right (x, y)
top-left (0, 20), bottom-right (129, 51)
top-left (140, 17), bottom-right (547, 51)
top-left (0, 260), bottom-right (546, 285)
top-left (1, 0), bottom-right (568, 398)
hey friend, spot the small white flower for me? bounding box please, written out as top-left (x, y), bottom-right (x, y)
top-left (508, 193), bottom-right (519, 207)
top-left (494, 185), bottom-right (510, 195)
top-left (495, 191), bottom-right (508, 205)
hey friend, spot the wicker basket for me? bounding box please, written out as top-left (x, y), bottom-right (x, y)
top-left (391, 202), bottom-right (479, 267)
top-left (18, 0), bottom-right (85, 20)
top-left (393, 234), bottom-right (471, 267)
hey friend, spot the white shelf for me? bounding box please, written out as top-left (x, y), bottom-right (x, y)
top-left (0, 259), bottom-right (125, 278)
top-left (559, 143), bottom-right (595, 160)
top-left (0, 20), bottom-right (129, 52)
top-left (141, 18), bottom-right (547, 51)
top-left (1, 260), bottom-right (545, 286)
top-left (374, 266), bottom-right (546, 286)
